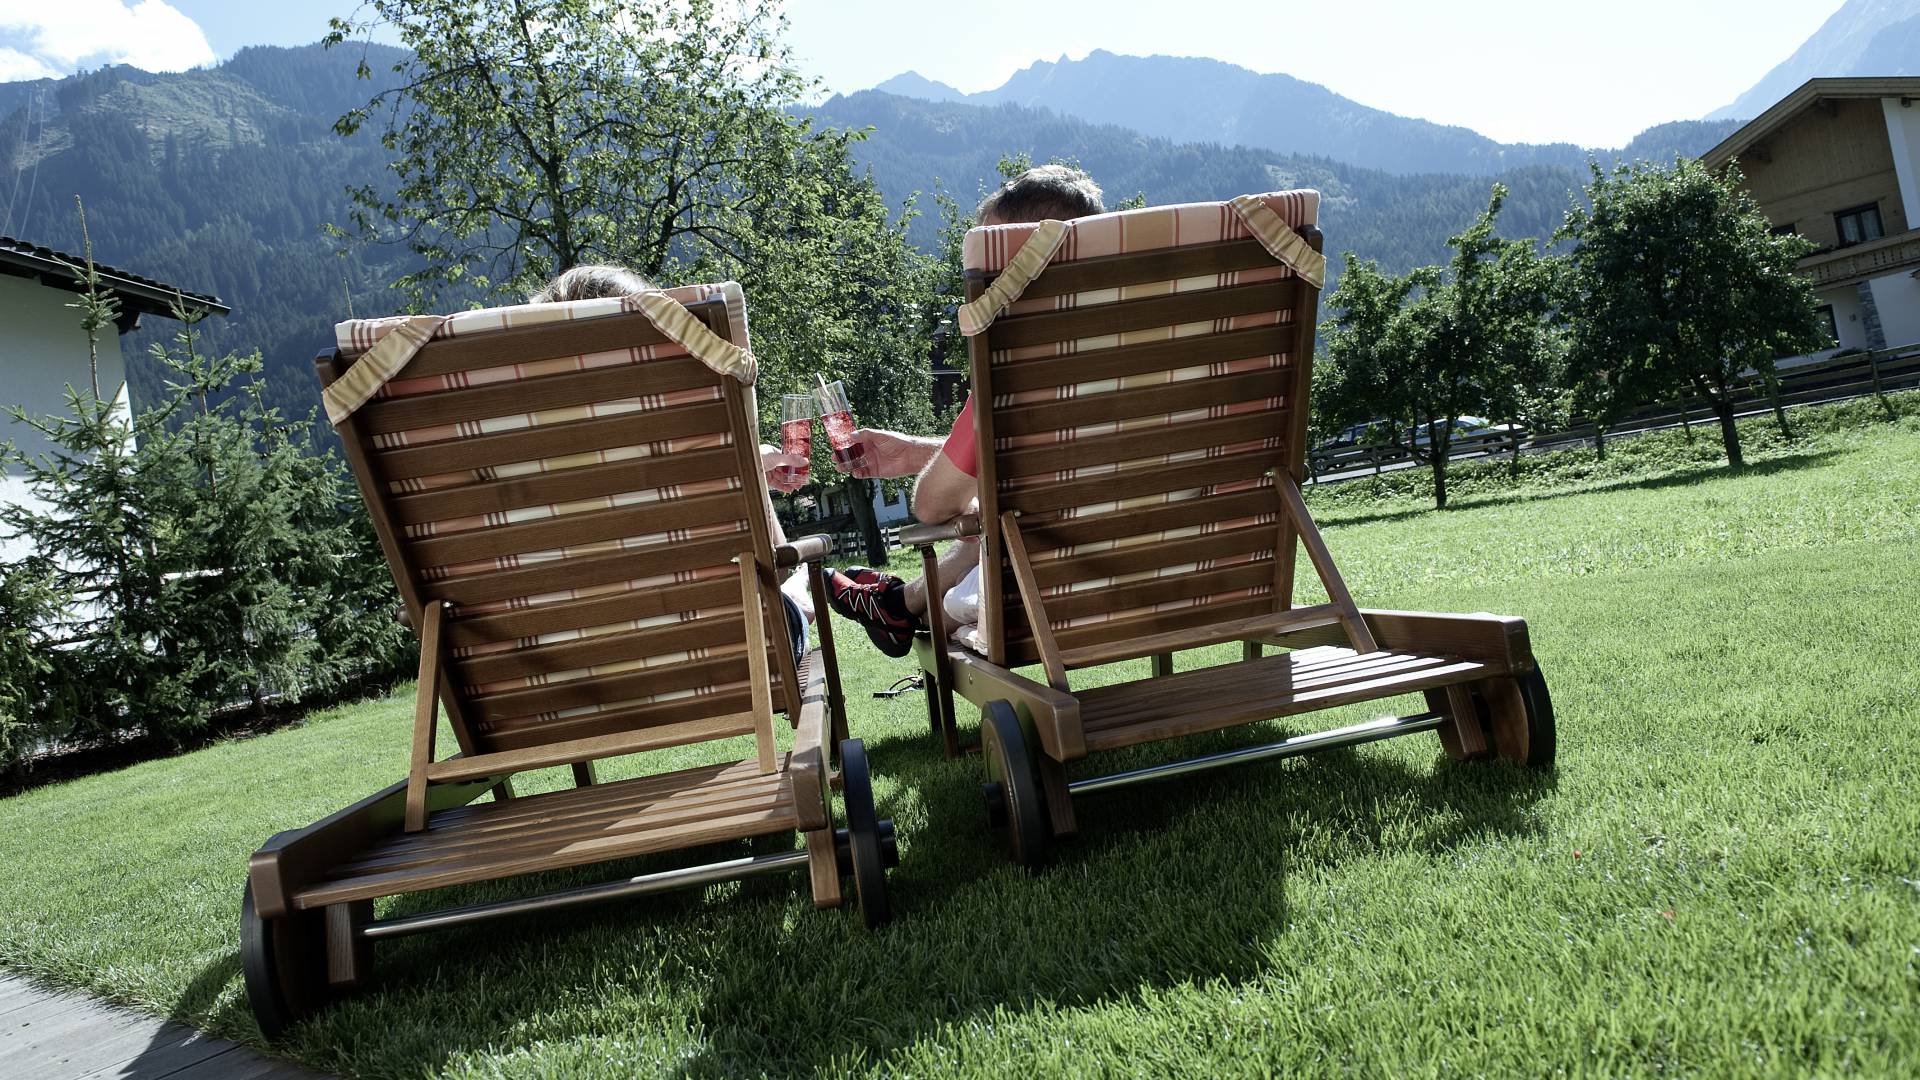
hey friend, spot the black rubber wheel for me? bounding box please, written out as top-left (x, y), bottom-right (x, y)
top-left (839, 739), bottom-right (892, 928)
top-left (240, 880), bottom-right (330, 1040)
top-left (1507, 667), bottom-right (1557, 769)
top-left (980, 700), bottom-right (1051, 870)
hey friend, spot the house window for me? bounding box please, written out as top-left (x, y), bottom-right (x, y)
top-left (1834, 203), bottom-right (1883, 248)
top-left (1816, 305), bottom-right (1838, 346)
top-left (1769, 222), bottom-right (1798, 238)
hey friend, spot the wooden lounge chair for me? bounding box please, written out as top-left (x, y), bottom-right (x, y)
top-left (903, 192), bottom-right (1555, 866)
top-left (242, 285), bottom-right (894, 1038)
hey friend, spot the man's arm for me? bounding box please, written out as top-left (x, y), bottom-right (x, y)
top-left (912, 452), bottom-right (976, 525)
top-left (848, 429), bottom-right (942, 480)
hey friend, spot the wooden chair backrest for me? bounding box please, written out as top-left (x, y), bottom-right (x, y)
top-left (318, 295), bottom-right (800, 763)
top-left (962, 193), bottom-right (1323, 669)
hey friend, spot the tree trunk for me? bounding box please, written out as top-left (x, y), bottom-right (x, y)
top-left (1711, 398), bottom-right (1744, 468)
top-left (1679, 402), bottom-right (1694, 443)
top-left (1507, 428), bottom-right (1522, 480)
top-left (846, 477), bottom-right (887, 567)
top-left (1429, 449), bottom-right (1449, 510)
top-left (1765, 374), bottom-right (1793, 440)
top-left (1592, 426), bottom-right (1607, 461)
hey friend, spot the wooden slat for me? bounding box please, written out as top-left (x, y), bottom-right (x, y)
top-left (1019, 487), bottom-right (1276, 550)
top-left (1084, 650), bottom-right (1455, 731)
top-left (446, 576), bottom-right (738, 648)
top-left (293, 786), bottom-right (794, 909)
top-left (982, 237), bottom-right (1283, 301)
top-left (340, 775), bottom-right (792, 872)
top-left (390, 308), bottom-right (683, 379)
top-left (998, 412), bottom-right (1286, 480)
top-left (358, 356), bottom-right (720, 435)
top-left (389, 448), bottom-right (741, 527)
top-left (454, 613), bottom-right (748, 685)
top-left (467, 650), bottom-right (749, 723)
top-left (996, 367), bottom-right (1289, 437)
top-left (376, 399), bottom-right (734, 480)
top-left (999, 450), bottom-right (1283, 518)
top-left (423, 757), bottom-right (767, 827)
top-left (424, 530), bottom-right (746, 607)
top-left (990, 324), bottom-right (1295, 394)
top-left (1041, 560), bottom-right (1275, 621)
top-left (427, 712), bottom-right (762, 783)
top-left (1056, 603), bottom-right (1342, 670)
top-left (1081, 655), bottom-right (1488, 752)
top-left (410, 490), bottom-right (750, 568)
top-left (1030, 522), bottom-right (1275, 589)
top-left (478, 688), bottom-right (756, 750)
top-left (986, 280), bottom-right (1296, 350)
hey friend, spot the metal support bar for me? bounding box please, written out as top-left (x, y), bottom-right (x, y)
top-left (358, 848), bottom-right (812, 942)
top-left (1067, 712), bottom-right (1447, 797)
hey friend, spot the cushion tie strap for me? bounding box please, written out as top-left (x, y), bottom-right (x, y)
top-left (322, 290), bottom-right (755, 426)
top-left (633, 290), bottom-right (756, 385)
top-left (1229, 195), bottom-right (1326, 289)
top-left (958, 219), bottom-right (1069, 337)
top-left (323, 315), bottom-right (444, 425)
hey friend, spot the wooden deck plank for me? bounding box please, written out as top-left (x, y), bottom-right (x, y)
top-left (0, 976), bottom-right (328, 1080)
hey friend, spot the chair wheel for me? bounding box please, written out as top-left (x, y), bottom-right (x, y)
top-left (980, 700), bottom-right (1051, 870)
top-left (240, 880), bottom-right (331, 1039)
top-left (839, 739), bottom-right (892, 928)
top-left (1469, 667), bottom-right (1556, 769)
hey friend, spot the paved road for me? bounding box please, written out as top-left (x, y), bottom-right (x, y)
top-left (0, 975), bottom-right (327, 1080)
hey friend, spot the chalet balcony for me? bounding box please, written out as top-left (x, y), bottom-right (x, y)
top-left (1799, 229), bottom-right (1920, 289)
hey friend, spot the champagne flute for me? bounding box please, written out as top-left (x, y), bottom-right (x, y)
top-left (776, 394), bottom-right (815, 487)
top-left (815, 377), bottom-right (869, 475)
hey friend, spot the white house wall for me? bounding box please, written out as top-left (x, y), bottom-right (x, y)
top-left (1868, 270), bottom-right (1920, 348)
top-left (1820, 284), bottom-right (1870, 351)
top-left (0, 274), bottom-right (133, 563)
top-left (1882, 97), bottom-right (1920, 226)
top-left (1, 275), bottom-right (131, 462)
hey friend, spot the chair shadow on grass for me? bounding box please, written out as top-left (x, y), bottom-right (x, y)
top-left (228, 701), bottom-right (1552, 1078)
top-left (1318, 447), bottom-right (1841, 530)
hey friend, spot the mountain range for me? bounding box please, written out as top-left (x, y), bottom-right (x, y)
top-left (873, 50), bottom-right (1738, 178)
top-left (1708, 0), bottom-right (1920, 120)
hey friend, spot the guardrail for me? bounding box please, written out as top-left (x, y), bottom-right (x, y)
top-left (1306, 342), bottom-right (1920, 483)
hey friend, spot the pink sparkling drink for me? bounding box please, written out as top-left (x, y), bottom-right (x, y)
top-left (777, 394), bottom-right (814, 486)
top-left (816, 380), bottom-right (869, 474)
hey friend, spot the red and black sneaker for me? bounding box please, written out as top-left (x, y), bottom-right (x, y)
top-left (824, 566), bottom-right (924, 658)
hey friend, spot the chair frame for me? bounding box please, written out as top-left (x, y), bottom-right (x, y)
top-left (242, 298), bottom-right (893, 1038)
top-left (905, 225), bottom-right (1555, 866)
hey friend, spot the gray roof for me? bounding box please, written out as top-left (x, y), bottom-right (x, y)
top-left (0, 233), bottom-right (229, 329)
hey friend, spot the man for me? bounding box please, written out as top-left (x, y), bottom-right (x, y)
top-left (824, 164), bottom-right (1106, 656)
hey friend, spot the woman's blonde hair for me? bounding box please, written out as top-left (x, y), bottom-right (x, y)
top-left (528, 264), bottom-right (654, 303)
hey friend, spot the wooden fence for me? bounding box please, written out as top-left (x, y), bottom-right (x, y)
top-left (1307, 343), bottom-right (1920, 483)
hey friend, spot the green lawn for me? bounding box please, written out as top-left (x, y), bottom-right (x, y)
top-left (4, 404), bottom-right (1918, 1078)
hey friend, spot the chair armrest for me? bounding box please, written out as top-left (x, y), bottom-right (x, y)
top-left (774, 534), bottom-right (834, 568)
top-left (899, 514), bottom-right (981, 549)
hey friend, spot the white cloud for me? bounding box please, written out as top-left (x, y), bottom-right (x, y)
top-left (0, 0), bottom-right (215, 78)
top-left (0, 44), bottom-right (58, 81)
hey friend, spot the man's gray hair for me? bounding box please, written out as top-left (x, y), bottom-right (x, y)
top-left (528, 264), bottom-right (654, 303)
top-left (977, 164), bottom-right (1105, 224)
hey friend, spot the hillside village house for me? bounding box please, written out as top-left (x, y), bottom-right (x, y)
top-left (0, 235), bottom-right (227, 561)
top-left (1704, 77), bottom-right (1920, 359)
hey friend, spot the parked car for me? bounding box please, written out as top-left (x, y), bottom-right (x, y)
top-left (1309, 419), bottom-right (1397, 473)
top-left (1403, 415), bottom-right (1525, 449)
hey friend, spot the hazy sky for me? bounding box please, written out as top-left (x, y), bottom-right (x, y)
top-left (0, 0), bottom-right (1853, 147)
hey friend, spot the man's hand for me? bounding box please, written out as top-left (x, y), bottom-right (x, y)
top-left (846, 428), bottom-right (942, 480)
top-left (760, 444), bottom-right (809, 494)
